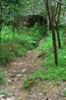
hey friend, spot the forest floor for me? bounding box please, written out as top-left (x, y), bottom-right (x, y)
top-left (0, 49), bottom-right (66, 100)
top-left (0, 29), bottom-right (66, 100)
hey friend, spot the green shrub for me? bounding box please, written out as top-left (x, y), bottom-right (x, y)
top-left (0, 68), bottom-right (5, 84)
top-left (23, 29), bottom-right (66, 89)
top-left (0, 24), bottom-right (46, 64)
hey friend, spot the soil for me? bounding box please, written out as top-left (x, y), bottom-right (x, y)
top-left (0, 50), bottom-right (66, 100)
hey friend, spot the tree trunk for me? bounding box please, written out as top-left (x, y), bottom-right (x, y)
top-left (0, 24), bottom-right (2, 42)
top-left (54, 0), bottom-right (61, 48)
top-left (13, 3), bottom-right (16, 33)
top-left (52, 25), bottom-right (58, 65)
top-left (44, 0), bottom-right (58, 65)
top-left (56, 25), bottom-right (61, 48)
top-left (47, 15), bottom-right (49, 35)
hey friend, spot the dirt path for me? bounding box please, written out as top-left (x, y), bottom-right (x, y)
top-left (0, 50), bottom-right (66, 100)
top-left (0, 50), bottom-right (42, 100)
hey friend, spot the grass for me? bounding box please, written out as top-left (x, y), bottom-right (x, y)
top-left (0, 68), bottom-right (5, 84)
top-left (0, 24), bottom-right (46, 85)
top-left (0, 92), bottom-right (9, 97)
top-left (0, 24), bottom-right (46, 65)
top-left (1, 25), bottom-right (66, 88)
top-left (23, 29), bottom-right (66, 89)
top-left (63, 89), bottom-right (66, 97)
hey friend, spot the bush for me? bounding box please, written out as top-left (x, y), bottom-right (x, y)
top-left (0, 68), bottom-right (5, 84)
top-left (0, 24), bottom-right (46, 64)
top-left (23, 29), bottom-right (66, 89)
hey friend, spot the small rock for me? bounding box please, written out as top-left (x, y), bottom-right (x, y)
top-left (28, 51), bottom-right (32, 54)
top-left (13, 62), bottom-right (17, 66)
top-left (22, 69), bottom-right (27, 73)
top-left (39, 93), bottom-right (43, 96)
top-left (8, 79), bottom-right (12, 83)
top-left (16, 74), bottom-right (22, 78)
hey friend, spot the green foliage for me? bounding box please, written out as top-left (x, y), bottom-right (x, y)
top-left (63, 90), bottom-right (66, 97)
top-left (23, 79), bottom-right (30, 89)
top-left (20, 0), bottom-right (46, 15)
top-left (0, 43), bottom-right (15, 64)
top-left (0, 68), bottom-right (5, 84)
top-left (37, 33), bottom-right (53, 53)
top-left (0, 92), bottom-right (9, 97)
top-left (23, 77), bottom-right (36, 89)
top-left (0, 25), bottom-right (45, 64)
top-left (23, 29), bottom-right (66, 89)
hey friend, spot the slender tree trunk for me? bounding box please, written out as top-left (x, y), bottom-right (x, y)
top-left (13, 4), bottom-right (15, 32)
top-left (47, 15), bottom-right (49, 35)
top-left (0, 23), bottom-right (2, 38)
top-left (51, 25), bottom-right (58, 65)
top-left (56, 25), bottom-right (61, 48)
top-left (54, 0), bottom-right (62, 48)
top-left (44, 0), bottom-right (58, 65)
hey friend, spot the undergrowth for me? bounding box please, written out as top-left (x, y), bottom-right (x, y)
top-left (0, 24), bottom-right (45, 65)
top-left (0, 68), bottom-right (5, 84)
top-left (0, 24), bottom-right (46, 85)
top-left (23, 29), bottom-right (66, 89)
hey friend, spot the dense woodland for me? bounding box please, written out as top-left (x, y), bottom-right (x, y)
top-left (0, 0), bottom-right (66, 100)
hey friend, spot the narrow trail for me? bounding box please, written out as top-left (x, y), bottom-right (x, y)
top-left (0, 50), bottom-right (42, 100)
top-left (0, 50), bottom-right (66, 100)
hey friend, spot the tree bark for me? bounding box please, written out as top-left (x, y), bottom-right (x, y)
top-left (12, 2), bottom-right (16, 33)
top-left (44, 0), bottom-right (58, 65)
top-left (54, 0), bottom-right (62, 48)
top-left (47, 15), bottom-right (49, 35)
top-left (52, 25), bottom-right (58, 65)
top-left (56, 25), bottom-right (61, 48)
